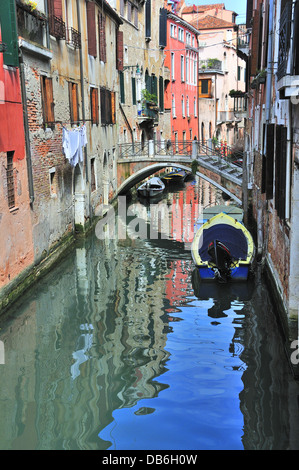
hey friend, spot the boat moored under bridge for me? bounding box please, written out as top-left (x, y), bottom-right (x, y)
top-left (117, 140), bottom-right (244, 204)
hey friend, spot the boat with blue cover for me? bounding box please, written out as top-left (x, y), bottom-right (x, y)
top-left (191, 205), bottom-right (255, 283)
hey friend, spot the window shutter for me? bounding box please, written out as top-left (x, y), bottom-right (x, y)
top-left (91, 88), bottom-right (99, 124)
top-left (52, 0), bottom-right (63, 18)
top-left (1, 0), bottom-right (18, 67)
top-left (99, 13), bottom-right (107, 62)
top-left (69, 82), bottom-right (79, 124)
top-left (261, 124), bottom-right (267, 194)
top-left (132, 77), bottom-right (136, 105)
top-left (250, 10), bottom-right (260, 75)
top-left (111, 92), bottom-right (116, 124)
top-left (106, 89), bottom-right (112, 124)
top-left (145, 0), bottom-right (151, 38)
top-left (266, 123), bottom-right (275, 200)
top-left (275, 125), bottom-right (282, 211)
top-left (152, 75), bottom-right (157, 98)
top-left (41, 76), bottom-right (55, 127)
top-left (275, 126), bottom-right (287, 219)
top-left (198, 80), bottom-right (202, 95)
top-left (119, 72), bottom-right (125, 103)
top-left (159, 8), bottom-right (167, 48)
top-left (117, 30), bottom-right (123, 71)
top-left (159, 76), bottom-right (164, 111)
top-left (86, 1), bottom-right (97, 57)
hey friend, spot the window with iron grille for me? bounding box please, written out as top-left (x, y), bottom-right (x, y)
top-left (6, 152), bottom-right (15, 209)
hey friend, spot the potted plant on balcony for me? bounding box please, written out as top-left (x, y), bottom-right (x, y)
top-left (256, 69), bottom-right (266, 84)
top-left (229, 89), bottom-right (245, 97)
top-left (141, 89), bottom-right (158, 109)
top-left (19, 0), bottom-right (47, 20)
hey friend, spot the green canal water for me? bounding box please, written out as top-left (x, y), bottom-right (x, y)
top-left (0, 178), bottom-right (299, 450)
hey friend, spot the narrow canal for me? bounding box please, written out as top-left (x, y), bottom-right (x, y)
top-left (0, 177), bottom-right (299, 451)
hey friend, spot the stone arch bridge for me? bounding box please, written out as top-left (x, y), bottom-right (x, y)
top-left (117, 140), bottom-right (244, 204)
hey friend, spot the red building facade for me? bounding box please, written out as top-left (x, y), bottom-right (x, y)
top-left (0, 6), bottom-right (34, 300)
top-left (164, 10), bottom-right (199, 143)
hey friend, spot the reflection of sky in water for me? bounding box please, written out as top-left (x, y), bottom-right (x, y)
top-left (99, 299), bottom-right (246, 450)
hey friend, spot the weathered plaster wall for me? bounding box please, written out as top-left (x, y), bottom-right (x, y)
top-left (23, 54), bottom-right (75, 261)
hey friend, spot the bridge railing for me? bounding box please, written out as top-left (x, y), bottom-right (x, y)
top-left (118, 140), bottom-right (243, 167)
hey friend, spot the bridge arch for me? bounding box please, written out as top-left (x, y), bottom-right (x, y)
top-left (116, 162), bottom-right (242, 204)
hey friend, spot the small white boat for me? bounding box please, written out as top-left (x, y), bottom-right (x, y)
top-left (137, 177), bottom-right (165, 198)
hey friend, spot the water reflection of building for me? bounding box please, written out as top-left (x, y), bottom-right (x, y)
top-left (0, 180), bottom-right (298, 450)
top-left (0, 232), bottom-right (172, 450)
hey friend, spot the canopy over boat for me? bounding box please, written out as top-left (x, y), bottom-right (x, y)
top-left (191, 212), bottom-right (255, 282)
top-left (137, 177), bottom-right (165, 198)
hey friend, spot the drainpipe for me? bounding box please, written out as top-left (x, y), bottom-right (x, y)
top-left (76, 0), bottom-right (88, 182)
top-left (44, 0), bottom-right (50, 49)
top-left (19, 50), bottom-right (34, 205)
top-left (259, 0), bottom-right (274, 259)
top-left (265, 0), bottom-right (274, 137)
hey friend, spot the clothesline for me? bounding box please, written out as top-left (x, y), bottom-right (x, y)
top-left (46, 119), bottom-right (93, 125)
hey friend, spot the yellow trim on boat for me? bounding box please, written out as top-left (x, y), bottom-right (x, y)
top-left (191, 212), bottom-right (255, 267)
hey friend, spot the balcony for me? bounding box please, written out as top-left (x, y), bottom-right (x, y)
top-left (277, 0), bottom-right (299, 100)
top-left (66, 27), bottom-right (81, 49)
top-left (237, 33), bottom-right (250, 60)
top-left (232, 94), bottom-right (247, 119)
top-left (216, 110), bottom-right (238, 125)
top-left (199, 59), bottom-right (222, 74)
top-left (138, 101), bottom-right (159, 126)
top-left (277, 1), bottom-right (292, 81)
top-left (16, 1), bottom-right (47, 48)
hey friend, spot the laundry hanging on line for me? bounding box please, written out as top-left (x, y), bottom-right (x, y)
top-left (62, 125), bottom-right (87, 167)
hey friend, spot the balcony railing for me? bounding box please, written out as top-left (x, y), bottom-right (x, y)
top-left (277, 1), bottom-right (292, 80)
top-left (67, 27), bottom-right (81, 49)
top-left (49, 15), bottom-right (66, 40)
top-left (217, 110), bottom-right (235, 123)
top-left (118, 140), bottom-right (244, 167)
top-left (138, 101), bottom-right (159, 123)
top-left (233, 95), bottom-right (247, 114)
top-left (199, 59), bottom-right (222, 73)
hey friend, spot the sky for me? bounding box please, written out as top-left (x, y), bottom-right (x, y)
top-left (191, 0), bottom-right (247, 24)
